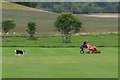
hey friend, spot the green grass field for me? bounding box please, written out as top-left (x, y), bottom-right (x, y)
top-left (2, 35), bottom-right (118, 78)
top-left (2, 34), bottom-right (118, 47)
top-left (2, 47), bottom-right (118, 78)
top-left (1, 2), bottom-right (118, 78)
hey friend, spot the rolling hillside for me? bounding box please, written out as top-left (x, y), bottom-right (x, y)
top-left (2, 2), bottom-right (58, 34)
top-left (2, 2), bottom-right (118, 35)
top-left (1, 2), bottom-right (52, 13)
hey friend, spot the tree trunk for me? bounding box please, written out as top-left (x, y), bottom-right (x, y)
top-left (65, 35), bottom-right (68, 43)
top-left (29, 34), bottom-right (36, 40)
top-left (4, 32), bottom-right (7, 38)
top-left (61, 33), bottom-right (71, 43)
top-left (61, 34), bottom-right (64, 43)
top-left (65, 34), bottom-right (70, 43)
top-left (30, 34), bottom-right (33, 38)
top-left (68, 34), bottom-right (71, 43)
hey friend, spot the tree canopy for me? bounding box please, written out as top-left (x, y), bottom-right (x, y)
top-left (54, 12), bottom-right (82, 43)
top-left (2, 19), bottom-right (16, 36)
top-left (26, 21), bottom-right (37, 39)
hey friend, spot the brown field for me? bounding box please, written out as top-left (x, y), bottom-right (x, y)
top-left (2, 10), bottom-right (118, 34)
top-left (2, 2), bottom-right (118, 34)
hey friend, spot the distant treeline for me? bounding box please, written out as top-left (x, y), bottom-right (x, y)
top-left (15, 2), bottom-right (119, 13)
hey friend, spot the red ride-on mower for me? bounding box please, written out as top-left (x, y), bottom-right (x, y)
top-left (80, 44), bottom-right (101, 54)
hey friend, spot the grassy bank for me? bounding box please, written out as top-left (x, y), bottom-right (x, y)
top-left (2, 34), bottom-right (118, 47)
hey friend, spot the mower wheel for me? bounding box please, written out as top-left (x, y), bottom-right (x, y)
top-left (80, 50), bottom-right (84, 54)
top-left (89, 50), bottom-right (93, 54)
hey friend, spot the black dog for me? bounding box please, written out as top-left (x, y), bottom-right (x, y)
top-left (15, 50), bottom-right (25, 57)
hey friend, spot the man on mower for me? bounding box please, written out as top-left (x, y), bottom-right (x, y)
top-left (80, 41), bottom-right (101, 54)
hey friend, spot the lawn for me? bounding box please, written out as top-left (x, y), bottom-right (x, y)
top-left (2, 47), bottom-right (118, 78)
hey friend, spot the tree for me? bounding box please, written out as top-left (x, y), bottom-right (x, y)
top-left (54, 12), bottom-right (82, 43)
top-left (26, 22), bottom-right (36, 39)
top-left (2, 19), bottom-right (16, 37)
top-left (15, 2), bottom-right (118, 13)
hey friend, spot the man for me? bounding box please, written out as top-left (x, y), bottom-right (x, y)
top-left (80, 41), bottom-right (88, 54)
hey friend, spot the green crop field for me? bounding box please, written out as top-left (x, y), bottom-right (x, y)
top-left (2, 47), bottom-right (118, 78)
